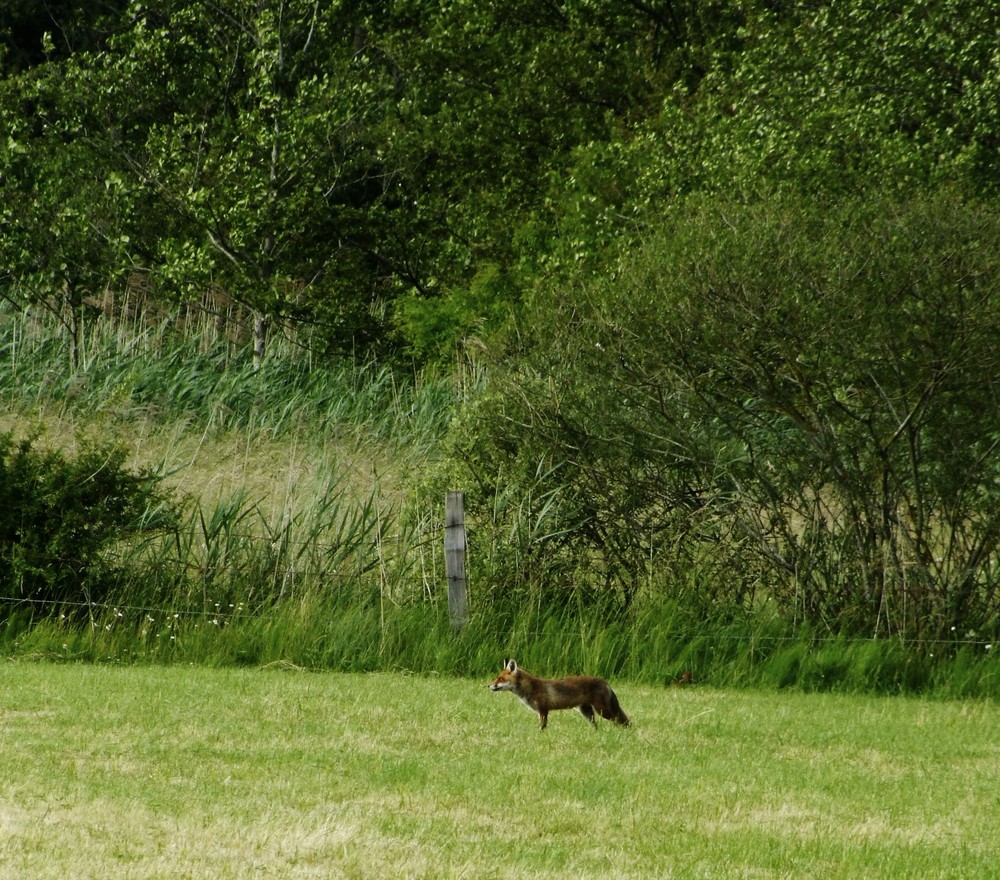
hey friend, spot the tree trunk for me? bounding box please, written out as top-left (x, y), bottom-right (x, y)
top-left (252, 310), bottom-right (268, 372)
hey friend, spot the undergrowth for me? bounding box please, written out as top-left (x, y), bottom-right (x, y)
top-left (1, 303), bottom-right (998, 698)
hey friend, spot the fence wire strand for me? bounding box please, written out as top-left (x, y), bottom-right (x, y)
top-left (0, 593), bottom-right (993, 650)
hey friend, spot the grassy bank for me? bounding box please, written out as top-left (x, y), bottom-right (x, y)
top-left (2, 662), bottom-right (997, 879)
top-left (3, 596), bottom-right (997, 699)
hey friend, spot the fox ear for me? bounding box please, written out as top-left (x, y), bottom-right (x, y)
top-left (505, 659), bottom-right (517, 673)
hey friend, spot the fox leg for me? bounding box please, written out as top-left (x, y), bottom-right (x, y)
top-left (538, 710), bottom-right (549, 730)
top-left (578, 704), bottom-right (597, 726)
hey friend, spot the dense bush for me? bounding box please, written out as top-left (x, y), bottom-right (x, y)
top-left (0, 434), bottom-right (174, 615)
top-left (449, 189), bottom-right (1000, 642)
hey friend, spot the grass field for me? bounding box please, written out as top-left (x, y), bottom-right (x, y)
top-left (1, 663), bottom-right (997, 879)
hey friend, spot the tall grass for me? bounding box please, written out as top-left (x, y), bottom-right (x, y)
top-left (1, 302), bottom-right (998, 698)
top-left (5, 589), bottom-right (997, 700)
top-left (0, 300), bottom-right (455, 652)
top-left (0, 300), bottom-right (454, 453)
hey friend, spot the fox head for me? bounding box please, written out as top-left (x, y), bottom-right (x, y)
top-left (489, 658), bottom-right (518, 691)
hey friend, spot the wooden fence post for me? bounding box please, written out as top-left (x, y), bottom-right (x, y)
top-left (444, 491), bottom-right (469, 631)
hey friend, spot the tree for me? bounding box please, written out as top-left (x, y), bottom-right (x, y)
top-left (98, 0), bottom-right (407, 364)
top-left (685, 0), bottom-right (1000, 195)
top-left (0, 47), bottom-right (135, 368)
top-left (374, 0), bottom-right (745, 357)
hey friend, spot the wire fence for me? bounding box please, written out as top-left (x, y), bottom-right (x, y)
top-left (0, 590), bottom-right (994, 651)
top-left (1, 493), bottom-right (997, 650)
top-left (0, 594), bottom-right (248, 620)
top-left (0, 510), bottom-right (449, 635)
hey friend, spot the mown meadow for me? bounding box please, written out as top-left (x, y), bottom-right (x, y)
top-left (1, 662), bottom-right (997, 880)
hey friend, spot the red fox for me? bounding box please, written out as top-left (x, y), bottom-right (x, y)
top-left (489, 658), bottom-right (631, 730)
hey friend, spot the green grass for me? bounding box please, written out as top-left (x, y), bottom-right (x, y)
top-left (4, 596), bottom-right (999, 700)
top-left (2, 662), bottom-right (998, 879)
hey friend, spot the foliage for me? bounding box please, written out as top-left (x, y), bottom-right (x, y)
top-left (99, 0), bottom-right (409, 359)
top-left (393, 263), bottom-right (521, 363)
top-left (4, 1), bottom-right (1000, 361)
top-left (690, 0), bottom-right (1000, 195)
top-left (450, 189), bottom-right (1000, 642)
top-left (0, 433), bottom-right (174, 612)
top-left (0, 50), bottom-right (138, 367)
top-left (4, 1), bottom-right (1000, 658)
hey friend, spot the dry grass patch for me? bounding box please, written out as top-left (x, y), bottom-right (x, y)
top-left (0, 406), bottom-right (395, 514)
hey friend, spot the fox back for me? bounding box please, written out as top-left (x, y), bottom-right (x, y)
top-left (489, 658), bottom-right (631, 730)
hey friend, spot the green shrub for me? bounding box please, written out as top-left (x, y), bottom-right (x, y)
top-left (0, 433), bottom-right (175, 616)
top-left (445, 189), bottom-right (1000, 641)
